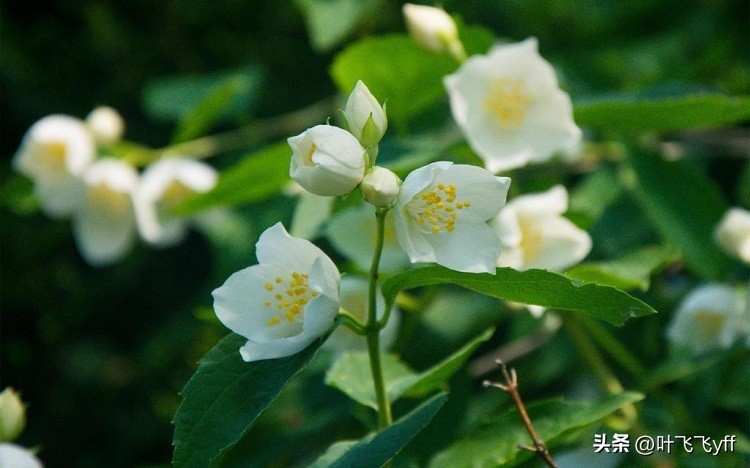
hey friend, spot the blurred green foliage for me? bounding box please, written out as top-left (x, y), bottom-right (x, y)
top-left (1, 0), bottom-right (749, 466)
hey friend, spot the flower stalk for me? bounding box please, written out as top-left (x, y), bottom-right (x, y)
top-left (367, 207), bottom-right (393, 429)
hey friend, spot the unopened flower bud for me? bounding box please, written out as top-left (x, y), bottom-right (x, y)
top-left (0, 388), bottom-right (25, 442)
top-left (289, 125), bottom-right (366, 197)
top-left (361, 166), bottom-right (400, 207)
top-left (715, 207), bottom-right (750, 264)
top-left (403, 3), bottom-right (464, 59)
top-left (344, 81), bottom-right (387, 147)
top-left (86, 106), bottom-right (125, 145)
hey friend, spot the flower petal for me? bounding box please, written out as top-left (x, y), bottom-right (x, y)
top-left (426, 223), bottom-right (500, 273)
top-left (256, 222), bottom-right (334, 273)
top-left (523, 215), bottom-right (592, 271)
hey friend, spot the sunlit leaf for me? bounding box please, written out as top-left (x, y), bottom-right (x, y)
top-left (172, 333), bottom-right (327, 467)
top-left (310, 393), bottom-right (448, 467)
top-left (382, 266), bottom-right (656, 326)
top-left (295, 0), bottom-right (379, 52)
top-left (430, 392), bottom-right (644, 467)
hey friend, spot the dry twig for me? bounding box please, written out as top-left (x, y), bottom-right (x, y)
top-left (483, 360), bottom-right (558, 468)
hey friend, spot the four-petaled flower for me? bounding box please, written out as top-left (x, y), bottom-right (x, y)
top-left (393, 161), bottom-right (511, 273)
top-left (493, 185), bottom-right (591, 271)
top-left (212, 223), bottom-right (341, 361)
top-left (444, 38), bottom-right (581, 173)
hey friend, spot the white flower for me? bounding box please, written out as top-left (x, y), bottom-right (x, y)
top-left (327, 203), bottom-right (410, 273)
top-left (444, 38), bottom-right (582, 173)
top-left (0, 443), bottom-right (43, 468)
top-left (393, 161), bottom-right (511, 273)
top-left (402, 3), bottom-right (463, 58)
top-left (715, 207), bottom-right (750, 264)
top-left (212, 223), bottom-right (341, 362)
top-left (135, 158), bottom-right (217, 247)
top-left (0, 388), bottom-right (25, 442)
top-left (361, 166), bottom-right (401, 207)
top-left (344, 81), bottom-right (387, 147)
top-left (289, 188), bottom-right (335, 240)
top-left (86, 106), bottom-right (125, 145)
top-left (12, 115), bottom-right (95, 218)
top-left (493, 185), bottom-right (591, 271)
top-left (288, 125), bottom-right (366, 197)
top-left (324, 276), bottom-right (401, 355)
top-left (666, 283), bottom-right (747, 355)
top-left (73, 159), bottom-right (139, 267)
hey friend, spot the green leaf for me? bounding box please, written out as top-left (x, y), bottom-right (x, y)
top-left (295, 0), bottom-right (379, 52)
top-left (430, 392), bottom-right (644, 468)
top-left (575, 93), bottom-right (750, 134)
top-left (172, 332), bottom-right (326, 467)
top-left (0, 175), bottom-right (38, 216)
top-left (627, 150), bottom-right (730, 279)
top-left (326, 329), bottom-right (493, 408)
top-left (565, 245), bottom-right (679, 291)
top-left (174, 142), bottom-right (290, 214)
top-left (309, 393), bottom-right (448, 468)
top-left (382, 266), bottom-right (656, 326)
top-left (143, 66), bottom-right (262, 122)
top-left (331, 35), bottom-right (456, 129)
top-left (172, 75), bottom-right (254, 143)
top-left (567, 167), bottom-right (622, 230)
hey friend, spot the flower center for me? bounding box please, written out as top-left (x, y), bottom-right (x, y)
top-left (160, 180), bottom-right (194, 208)
top-left (40, 141), bottom-right (68, 172)
top-left (518, 218), bottom-right (544, 263)
top-left (407, 183), bottom-right (471, 234)
top-left (263, 271), bottom-right (320, 327)
top-left (484, 78), bottom-right (531, 129)
top-left (88, 183), bottom-right (130, 216)
top-left (304, 143), bottom-right (317, 165)
top-left (694, 309), bottom-right (727, 337)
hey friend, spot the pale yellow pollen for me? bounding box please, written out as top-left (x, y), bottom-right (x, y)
top-left (88, 183), bottom-right (129, 216)
top-left (304, 143), bottom-right (317, 165)
top-left (407, 183), bottom-right (470, 234)
top-left (264, 270), bottom-right (318, 327)
top-left (694, 309), bottom-right (727, 337)
top-left (161, 180), bottom-right (194, 208)
top-left (484, 77), bottom-right (531, 129)
top-left (41, 141), bottom-right (68, 172)
top-left (518, 218), bottom-right (544, 263)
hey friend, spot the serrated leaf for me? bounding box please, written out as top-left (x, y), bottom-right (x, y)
top-left (326, 329), bottom-right (493, 408)
top-left (172, 333), bottom-right (326, 467)
top-left (565, 245), bottom-right (679, 291)
top-left (575, 93), bottom-right (750, 134)
top-left (430, 392), bottom-right (644, 468)
top-left (309, 393), bottom-right (448, 468)
top-left (382, 266), bottom-right (656, 326)
top-left (174, 142), bottom-right (290, 214)
top-left (331, 35), bottom-right (456, 129)
top-left (627, 150), bottom-right (730, 279)
top-left (295, 0), bottom-right (379, 52)
top-left (143, 66), bottom-right (262, 122)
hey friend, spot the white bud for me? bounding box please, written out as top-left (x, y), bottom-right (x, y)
top-left (344, 81), bottom-right (387, 147)
top-left (86, 106), bottom-right (125, 145)
top-left (715, 207), bottom-right (750, 264)
top-left (288, 125), bottom-right (366, 197)
top-left (361, 166), bottom-right (401, 207)
top-left (403, 3), bottom-right (461, 55)
top-left (0, 389), bottom-right (25, 442)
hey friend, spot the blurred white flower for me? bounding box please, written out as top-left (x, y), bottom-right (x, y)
top-left (73, 159), bottom-right (139, 267)
top-left (361, 166), bottom-right (401, 207)
top-left (344, 81), bottom-right (387, 147)
top-left (666, 283), bottom-right (748, 355)
top-left (0, 443), bottom-right (42, 468)
top-left (444, 38), bottom-right (581, 173)
top-left (324, 276), bottom-right (400, 354)
top-left (13, 115), bottom-right (95, 218)
top-left (327, 203), bottom-right (410, 273)
top-left (493, 185), bottom-right (591, 271)
top-left (212, 223), bottom-right (340, 362)
top-left (288, 125), bottom-right (366, 197)
top-left (0, 388), bottom-right (25, 442)
top-left (135, 158), bottom-right (217, 247)
top-left (86, 106), bottom-right (125, 145)
top-left (402, 3), bottom-right (464, 59)
top-left (715, 207), bottom-right (750, 264)
top-left (393, 161), bottom-right (511, 273)
top-left (289, 186), bottom-right (335, 240)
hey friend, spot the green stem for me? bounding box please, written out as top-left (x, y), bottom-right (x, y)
top-left (336, 309), bottom-right (367, 335)
top-left (367, 207), bottom-right (392, 429)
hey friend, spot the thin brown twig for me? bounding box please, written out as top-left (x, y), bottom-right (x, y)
top-left (483, 360), bottom-right (558, 468)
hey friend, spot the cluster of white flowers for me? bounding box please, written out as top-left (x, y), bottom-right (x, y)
top-left (13, 109), bottom-right (217, 266)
